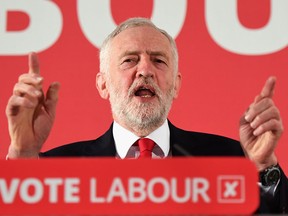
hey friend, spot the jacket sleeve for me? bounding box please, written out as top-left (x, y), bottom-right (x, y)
top-left (258, 165), bottom-right (288, 214)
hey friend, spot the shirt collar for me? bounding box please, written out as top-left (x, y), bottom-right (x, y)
top-left (113, 120), bottom-right (170, 159)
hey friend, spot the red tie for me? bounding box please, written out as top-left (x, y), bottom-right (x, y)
top-left (137, 138), bottom-right (155, 158)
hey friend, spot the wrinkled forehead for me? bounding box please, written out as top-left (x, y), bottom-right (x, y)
top-left (110, 26), bottom-right (173, 56)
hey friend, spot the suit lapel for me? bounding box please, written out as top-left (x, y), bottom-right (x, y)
top-left (168, 121), bottom-right (194, 156)
top-left (85, 123), bottom-right (117, 157)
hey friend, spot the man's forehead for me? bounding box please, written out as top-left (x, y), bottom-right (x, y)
top-left (110, 26), bottom-right (172, 56)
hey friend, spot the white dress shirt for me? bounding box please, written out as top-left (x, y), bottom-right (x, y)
top-left (113, 120), bottom-right (170, 159)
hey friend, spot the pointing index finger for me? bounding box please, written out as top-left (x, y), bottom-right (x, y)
top-left (28, 52), bottom-right (40, 74)
top-left (260, 76), bottom-right (276, 99)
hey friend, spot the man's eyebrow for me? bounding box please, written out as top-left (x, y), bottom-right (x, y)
top-left (119, 51), bottom-right (140, 59)
top-left (119, 50), bottom-right (169, 60)
top-left (147, 51), bottom-right (169, 59)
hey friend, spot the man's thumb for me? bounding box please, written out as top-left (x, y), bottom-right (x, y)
top-left (45, 82), bottom-right (60, 116)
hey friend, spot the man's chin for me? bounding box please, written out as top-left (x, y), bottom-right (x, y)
top-left (125, 111), bottom-right (164, 127)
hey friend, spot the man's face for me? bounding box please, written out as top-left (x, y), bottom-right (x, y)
top-left (99, 26), bottom-right (181, 135)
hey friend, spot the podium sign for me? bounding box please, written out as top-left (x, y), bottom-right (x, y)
top-left (0, 158), bottom-right (258, 215)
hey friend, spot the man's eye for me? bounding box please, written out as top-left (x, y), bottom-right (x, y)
top-left (124, 59), bottom-right (133, 62)
top-left (154, 58), bottom-right (167, 65)
top-left (155, 59), bottom-right (163, 63)
top-left (122, 58), bottom-right (136, 64)
top-left (120, 57), bottom-right (138, 69)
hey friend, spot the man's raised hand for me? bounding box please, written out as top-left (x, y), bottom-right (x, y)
top-left (239, 77), bottom-right (283, 171)
top-left (6, 52), bottom-right (60, 159)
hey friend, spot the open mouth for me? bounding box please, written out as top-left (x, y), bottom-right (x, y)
top-left (134, 86), bottom-right (156, 98)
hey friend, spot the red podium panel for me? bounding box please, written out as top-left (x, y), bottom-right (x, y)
top-left (0, 158), bottom-right (258, 215)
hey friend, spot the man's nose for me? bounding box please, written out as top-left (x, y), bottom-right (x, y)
top-left (136, 58), bottom-right (154, 78)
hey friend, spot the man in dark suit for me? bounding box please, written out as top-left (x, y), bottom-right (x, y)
top-left (5, 18), bottom-right (288, 213)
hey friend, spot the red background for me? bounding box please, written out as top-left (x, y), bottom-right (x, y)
top-left (0, 0), bottom-right (287, 173)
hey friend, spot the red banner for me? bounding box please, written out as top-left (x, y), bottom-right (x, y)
top-left (0, 158), bottom-right (258, 215)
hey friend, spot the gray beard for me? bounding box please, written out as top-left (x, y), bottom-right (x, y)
top-left (109, 77), bottom-right (175, 135)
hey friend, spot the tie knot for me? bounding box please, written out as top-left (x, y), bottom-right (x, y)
top-left (137, 138), bottom-right (155, 158)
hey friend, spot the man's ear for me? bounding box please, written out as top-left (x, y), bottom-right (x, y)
top-left (173, 72), bottom-right (182, 99)
top-left (96, 72), bottom-right (109, 99)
